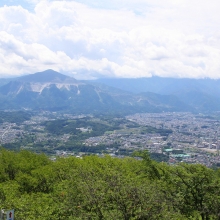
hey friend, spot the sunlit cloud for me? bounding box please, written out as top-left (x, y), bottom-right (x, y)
top-left (0, 0), bottom-right (220, 78)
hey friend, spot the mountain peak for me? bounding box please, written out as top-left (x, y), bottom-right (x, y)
top-left (17, 69), bottom-right (76, 83)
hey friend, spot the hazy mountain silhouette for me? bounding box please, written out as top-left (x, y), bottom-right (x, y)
top-left (0, 70), bottom-right (217, 113)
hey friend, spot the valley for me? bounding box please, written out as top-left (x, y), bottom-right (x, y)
top-left (1, 110), bottom-right (220, 167)
top-left (1, 70), bottom-right (220, 167)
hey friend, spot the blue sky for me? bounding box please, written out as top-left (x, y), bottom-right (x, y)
top-left (0, 0), bottom-right (140, 10)
top-left (0, 0), bottom-right (32, 9)
top-left (0, 0), bottom-right (220, 79)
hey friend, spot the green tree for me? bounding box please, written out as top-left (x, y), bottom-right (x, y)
top-left (167, 163), bottom-right (220, 220)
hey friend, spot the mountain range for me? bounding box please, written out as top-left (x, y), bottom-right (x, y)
top-left (0, 69), bottom-right (219, 114)
top-left (91, 77), bottom-right (220, 112)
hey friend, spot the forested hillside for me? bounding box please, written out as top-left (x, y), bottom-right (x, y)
top-left (0, 149), bottom-right (219, 219)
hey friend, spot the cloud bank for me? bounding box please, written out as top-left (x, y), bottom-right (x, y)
top-left (0, 0), bottom-right (220, 78)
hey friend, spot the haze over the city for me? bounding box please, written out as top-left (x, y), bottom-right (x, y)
top-left (0, 0), bottom-right (220, 79)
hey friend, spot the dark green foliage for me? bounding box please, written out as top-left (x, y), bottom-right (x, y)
top-left (142, 126), bottom-right (172, 136)
top-left (1, 148), bottom-right (220, 219)
top-left (150, 152), bottom-right (169, 162)
top-left (0, 111), bottom-right (31, 124)
top-left (43, 118), bottom-right (118, 137)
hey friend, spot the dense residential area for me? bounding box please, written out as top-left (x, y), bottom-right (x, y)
top-left (1, 111), bottom-right (220, 167)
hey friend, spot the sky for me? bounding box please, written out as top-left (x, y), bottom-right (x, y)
top-left (0, 0), bottom-right (220, 79)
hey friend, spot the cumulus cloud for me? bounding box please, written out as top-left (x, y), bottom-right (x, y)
top-left (0, 0), bottom-right (220, 78)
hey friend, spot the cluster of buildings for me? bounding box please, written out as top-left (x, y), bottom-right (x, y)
top-left (1, 111), bottom-right (220, 167)
top-left (126, 112), bottom-right (220, 166)
top-left (0, 122), bottom-right (22, 144)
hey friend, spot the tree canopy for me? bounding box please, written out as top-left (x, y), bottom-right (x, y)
top-left (0, 148), bottom-right (219, 219)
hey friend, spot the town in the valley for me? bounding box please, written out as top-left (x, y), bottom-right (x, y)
top-left (1, 111), bottom-right (220, 167)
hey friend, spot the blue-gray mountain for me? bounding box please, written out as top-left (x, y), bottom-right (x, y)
top-left (0, 69), bottom-right (216, 113)
top-left (91, 77), bottom-right (220, 112)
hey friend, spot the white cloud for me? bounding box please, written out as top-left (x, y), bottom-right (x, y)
top-left (0, 0), bottom-right (220, 78)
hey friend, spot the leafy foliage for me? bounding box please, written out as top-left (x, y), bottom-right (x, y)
top-left (0, 148), bottom-right (220, 219)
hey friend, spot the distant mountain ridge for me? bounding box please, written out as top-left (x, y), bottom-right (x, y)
top-left (0, 69), bottom-right (218, 113)
top-left (18, 69), bottom-right (77, 83)
top-left (92, 77), bottom-right (220, 95)
top-left (90, 77), bottom-right (220, 112)
top-left (0, 70), bottom-right (81, 97)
